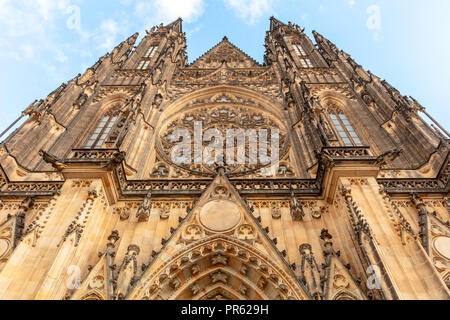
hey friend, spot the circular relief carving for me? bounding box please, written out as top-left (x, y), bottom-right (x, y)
top-left (157, 104), bottom-right (289, 177)
top-left (200, 200), bottom-right (241, 232)
top-left (333, 274), bottom-right (349, 289)
top-left (213, 186), bottom-right (230, 198)
top-left (88, 275), bottom-right (105, 290)
top-left (434, 236), bottom-right (450, 260)
top-left (0, 239), bottom-right (10, 258)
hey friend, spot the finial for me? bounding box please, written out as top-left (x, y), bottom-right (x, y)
top-left (222, 36), bottom-right (228, 42)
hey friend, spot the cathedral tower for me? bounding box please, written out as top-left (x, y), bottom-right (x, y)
top-left (0, 18), bottom-right (449, 300)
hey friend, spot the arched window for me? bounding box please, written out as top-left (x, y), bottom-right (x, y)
top-left (292, 43), bottom-right (314, 68)
top-left (329, 112), bottom-right (362, 146)
top-left (136, 45), bottom-right (158, 70)
top-left (322, 102), bottom-right (363, 147)
top-left (144, 45), bottom-right (158, 58)
top-left (84, 114), bottom-right (118, 149)
top-left (293, 44), bottom-right (306, 56)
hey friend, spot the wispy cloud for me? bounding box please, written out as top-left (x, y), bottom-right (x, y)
top-left (223, 0), bottom-right (274, 24)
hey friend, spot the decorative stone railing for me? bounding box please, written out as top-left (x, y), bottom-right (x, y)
top-left (68, 149), bottom-right (119, 161)
top-left (321, 146), bottom-right (373, 160)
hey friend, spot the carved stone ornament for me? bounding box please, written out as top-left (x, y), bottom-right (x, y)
top-left (271, 205), bottom-right (282, 219)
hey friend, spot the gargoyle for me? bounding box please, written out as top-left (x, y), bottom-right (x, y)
top-left (39, 150), bottom-right (66, 171)
top-left (375, 148), bottom-right (403, 167)
top-left (104, 151), bottom-right (126, 171)
top-left (315, 150), bottom-right (335, 169)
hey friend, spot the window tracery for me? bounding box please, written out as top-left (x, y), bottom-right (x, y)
top-left (156, 100), bottom-right (292, 177)
top-left (292, 43), bottom-right (313, 68)
top-left (322, 102), bottom-right (363, 147)
top-left (84, 106), bottom-right (124, 149)
top-left (136, 45), bottom-right (158, 70)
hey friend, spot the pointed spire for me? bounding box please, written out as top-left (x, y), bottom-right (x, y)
top-left (166, 17), bottom-right (183, 33)
top-left (299, 243), bottom-right (322, 300)
top-left (110, 32), bottom-right (139, 65)
top-left (270, 16), bottom-right (286, 31)
top-left (312, 30), bottom-right (339, 64)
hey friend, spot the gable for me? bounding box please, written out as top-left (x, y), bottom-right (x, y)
top-left (127, 171), bottom-right (310, 300)
top-left (190, 37), bottom-right (261, 69)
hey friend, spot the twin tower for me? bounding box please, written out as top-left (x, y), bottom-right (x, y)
top-left (0, 18), bottom-right (449, 300)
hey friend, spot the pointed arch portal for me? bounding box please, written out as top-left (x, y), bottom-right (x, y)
top-left (129, 235), bottom-right (308, 300)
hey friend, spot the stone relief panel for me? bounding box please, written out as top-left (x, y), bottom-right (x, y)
top-left (157, 102), bottom-right (290, 177)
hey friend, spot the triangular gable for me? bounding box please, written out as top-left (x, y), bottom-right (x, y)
top-left (323, 253), bottom-right (367, 300)
top-left (189, 37), bottom-right (261, 69)
top-left (70, 254), bottom-right (110, 300)
top-left (69, 231), bottom-right (119, 300)
top-left (128, 170), bottom-right (309, 300)
top-left (319, 229), bottom-right (367, 300)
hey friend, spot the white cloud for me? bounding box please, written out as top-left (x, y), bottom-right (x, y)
top-left (223, 0), bottom-right (274, 24)
top-left (134, 0), bottom-right (205, 25)
top-left (98, 19), bottom-right (120, 50)
top-left (155, 0), bottom-right (205, 23)
top-left (0, 0), bottom-right (76, 37)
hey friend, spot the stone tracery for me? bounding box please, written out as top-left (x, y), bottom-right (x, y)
top-left (156, 100), bottom-right (291, 177)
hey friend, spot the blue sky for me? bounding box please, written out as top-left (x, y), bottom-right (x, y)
top-left (1, 0), bottom-right (449, 135)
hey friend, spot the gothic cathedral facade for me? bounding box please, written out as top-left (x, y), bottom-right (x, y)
top-left (0, 18), bottom-right (449, 300)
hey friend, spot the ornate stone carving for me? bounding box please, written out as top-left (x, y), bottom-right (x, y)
top-left (271, 204), bottom-right (282, 219)
top-left (378, 186), bottom-right (415, 245)
top-left (235, 224), bottom-right (256, 241)
top-left (157, 103), bottom-right (288, 177)
top-left (211, 254), bottom-right (228, 266)
top-left (23, 195), bottom-right (58, 247)
top-left (190, 283), bottom-right (201, 296)
top-left (298, 243), bottom-right (322, 300)
top-left (120, 207), bottom-right (131, 221)
top-left (290, 192), bottom-right (305, 221)
top-left (182, 225), bottom-right (203, 242)
top-left (1, 17), bottom-right (449, 301)
top-left (159, 205), bottom-right (170, 220)
top-left (211, 271), bottom-right (228, 284)
top-left (59, 189), bottom-right (98, 247)
top-left (136, 191), bottom-right (152, 222)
